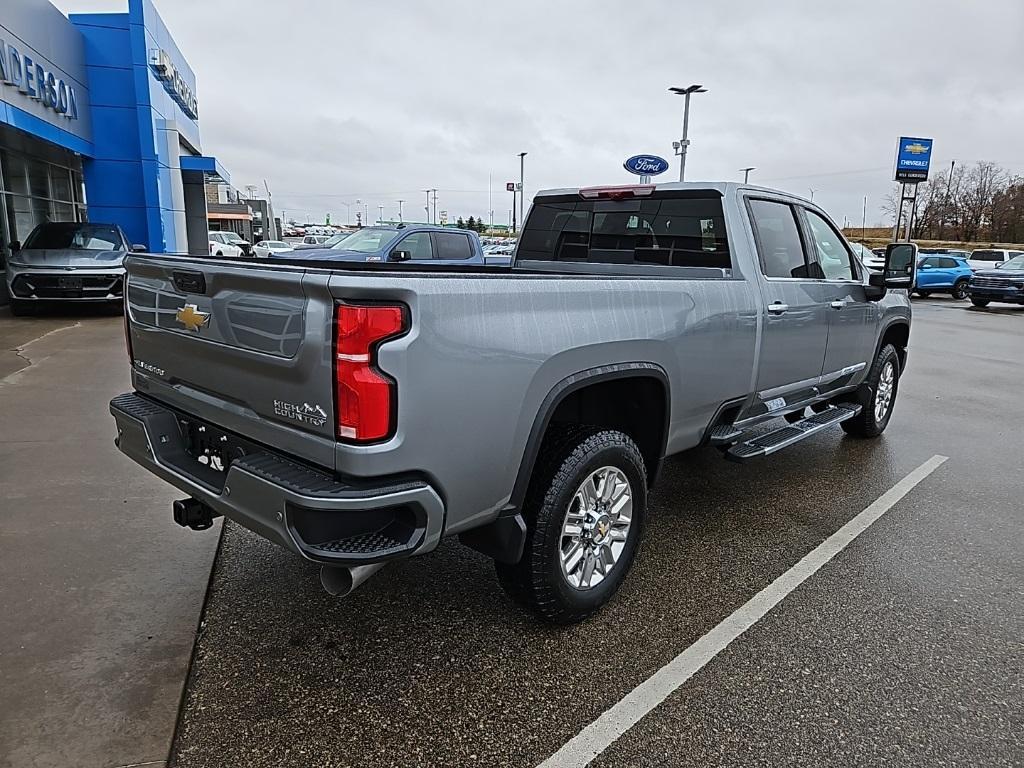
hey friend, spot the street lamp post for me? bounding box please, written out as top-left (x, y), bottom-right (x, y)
top-left (430, 189), bottom-right (438, 225)
top-left (518, 152), bottom-right (527, 226)
top-left (669, 84), bottom-right (707, 182)
top-left (740, 167), bottom-right (755, 184)
top-left (378, 204), bottom-right (384, 224)
top-left (422, 190), bottom-right (431, 223)
top-left (397, 199), bottom-right (404, 223)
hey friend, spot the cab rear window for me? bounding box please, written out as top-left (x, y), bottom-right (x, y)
top-left (517, 195), bottom-right (730, 269)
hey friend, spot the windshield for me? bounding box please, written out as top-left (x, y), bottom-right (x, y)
top-left (971, 250), bottom-right (1002, 261)
top-left (23, 223), bottom-right (124, 251)
top-left (997, 255), bottom-right (1024, 269)
top-left (224, 233), bottom-right (246, 243)
top-left (322, 233), bottom-right (350, 247)
top-left (330, 228), bottom-right (398, 253)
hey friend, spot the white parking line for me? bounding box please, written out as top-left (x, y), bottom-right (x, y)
top-left (538, 454), bottom-right (949, 768)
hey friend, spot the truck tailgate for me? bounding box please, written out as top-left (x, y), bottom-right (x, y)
top-left (125, 256), bottom-right (338, 469)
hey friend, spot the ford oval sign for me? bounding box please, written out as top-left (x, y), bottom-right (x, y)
top-left (624, 155), bottom-right (669, 176)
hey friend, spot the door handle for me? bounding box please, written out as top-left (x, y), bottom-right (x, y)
top-left (830, 300), bottom-right (846, 309)
top-left (767, 302), bottom-right (788, 314)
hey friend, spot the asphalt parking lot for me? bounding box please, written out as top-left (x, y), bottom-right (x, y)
top-left (1, 297), bottom-right (1021, 768)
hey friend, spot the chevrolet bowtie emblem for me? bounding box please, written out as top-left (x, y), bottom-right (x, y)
top-left (175, 303), bottom-right (210, 332)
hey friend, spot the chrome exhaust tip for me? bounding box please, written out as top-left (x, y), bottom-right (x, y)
top-left (319, 563), bottom-right (386, 597)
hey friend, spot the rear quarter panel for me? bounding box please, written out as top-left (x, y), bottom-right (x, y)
top-left (325, 271), bottom-right (758, 535)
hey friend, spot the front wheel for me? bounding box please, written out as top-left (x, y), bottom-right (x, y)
top-left (841, 343), bottom-right (900, 438)
top-left (970, 298), bottom-right (990, 308)
top-left (952, 280), bottom-right (969, 300)
top-left (495, 427), bottom-right (647, 624)
top-left (915, 291), bottom-right (931, 298)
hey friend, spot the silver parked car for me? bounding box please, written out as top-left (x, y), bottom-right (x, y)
top-left (4, 222), bottom-right (142, 316)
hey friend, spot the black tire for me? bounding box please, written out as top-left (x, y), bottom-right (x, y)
top-left (970, 298), bottom-right (989, 308)
top-left (7, 298), bottom-right (33, 316)
top-left (841, 343), bottom-right (900, 438)
top-left (915, 291), bottom-right (930, 298)
top-left (951, 280), bottom-right (969, 300)
top-left (495, 426), bottom-right (647, 624)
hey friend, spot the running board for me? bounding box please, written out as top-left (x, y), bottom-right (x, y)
top-left (724, 404), bottom-right (861, 462)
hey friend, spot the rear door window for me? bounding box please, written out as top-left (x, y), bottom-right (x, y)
top-left (516, 194), bottom-right (730, 268)
top-left (748, 199), bottom-right (812, 279)
top-left (432, 232), bottom-right (473, 260)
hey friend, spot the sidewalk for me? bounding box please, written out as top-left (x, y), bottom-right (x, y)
top-left (0, 309), bottom-right (219, 768)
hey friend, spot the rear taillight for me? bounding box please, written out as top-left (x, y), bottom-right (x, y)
top-left (333, 303), bottom-right (406, 442)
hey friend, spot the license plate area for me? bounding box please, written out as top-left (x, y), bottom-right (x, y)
top-left (178, 417), bottom-right (254, 476)
top-left (57, 276), bottom-right (83, 290)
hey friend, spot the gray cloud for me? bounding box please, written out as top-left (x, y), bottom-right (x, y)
top-left (57, 0), bottom-right (1024, 227)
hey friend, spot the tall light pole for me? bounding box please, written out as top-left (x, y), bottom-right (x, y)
top-left (397, 199), bottom-right (404, 223)
top-left (355, 199), bottom-right (362, 227)
top-left (740, 167), bottom-right (755, 184)
top-left (422, 190), bottom-right (431, 223)
top-left (430, 189), bottom-right (438, 225)
top-left (518, 152), bottom-right (527, 226)
top-left (669, 84), bottom-right (707, 182)
top-left (809, 188), bottom-right (816, 203)
top-left (378, 204), bottom-right (384, 224)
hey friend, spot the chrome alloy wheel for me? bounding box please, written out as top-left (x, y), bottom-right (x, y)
top-left (874, 360), bottom-right (896, 423)
top-left (559, 466), bottom-right (633, 590)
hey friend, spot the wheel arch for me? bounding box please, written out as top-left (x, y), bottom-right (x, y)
top-left (877, 319), bottom-right (910, 371)
top-left (508, 363), bottom-right (671, 512)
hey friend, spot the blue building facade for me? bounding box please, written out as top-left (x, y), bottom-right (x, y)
top-left (0, 0), bottom-right (227, 285)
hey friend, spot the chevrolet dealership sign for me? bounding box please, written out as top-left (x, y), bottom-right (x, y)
top-left (0, 36), bottom-right (79, 120)
top-left (149, 48), bottom-right (199, 119)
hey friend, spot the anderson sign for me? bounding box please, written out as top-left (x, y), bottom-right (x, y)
top-left (0, 36), bottom-right (79, 120)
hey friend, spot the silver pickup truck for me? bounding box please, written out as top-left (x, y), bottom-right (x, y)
top-left (110, 182), bottom-right (917, 624)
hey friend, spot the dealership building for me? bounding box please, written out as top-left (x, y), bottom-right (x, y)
top-left (1, 0), bottom-right (230, 296)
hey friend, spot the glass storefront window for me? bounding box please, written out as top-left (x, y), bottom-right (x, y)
top-left (1, 151), bottom-right (30, 196)
top-left (51, 170), bottom-right (73, 204)
top-left (28, 159), bottom-right (52, 200)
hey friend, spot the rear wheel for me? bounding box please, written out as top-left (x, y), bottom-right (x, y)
top-left (970, 298), bottom-right (990, 308)
top-left (841, 343), bottom-right (900, 438)
top-left (951, 280), bottom-right (969, 300)
top-left (495, 426), bottom-right (647, 624)
top-left (915, 291), bottom-right (931, 298)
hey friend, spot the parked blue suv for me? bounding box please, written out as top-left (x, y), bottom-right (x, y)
top-left (913, 253), bottom-right (974, 300)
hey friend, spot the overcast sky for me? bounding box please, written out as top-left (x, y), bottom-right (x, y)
top-left (56, 0), bottom-right (1024, 228)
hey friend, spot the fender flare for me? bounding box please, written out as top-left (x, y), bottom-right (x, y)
top-left (508, 361), bottom-right (671, 513)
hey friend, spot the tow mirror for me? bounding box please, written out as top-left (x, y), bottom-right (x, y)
top-left (131, 244), bottom-right (147, 253)
top-left (389, 249), bottom-right (412, 262)
top-left (866, 242), bottom-right (918, 298)
top-left (884, 242), bottom-right (918, 289)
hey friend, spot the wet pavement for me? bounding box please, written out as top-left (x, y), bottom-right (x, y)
top-left (0, 306), bottom-right (220, 768)
top-left (169, 297), bottom-right (1023, 768)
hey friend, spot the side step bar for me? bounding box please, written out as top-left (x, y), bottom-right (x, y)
top-left (724, 404), bottom-right (861, 462)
